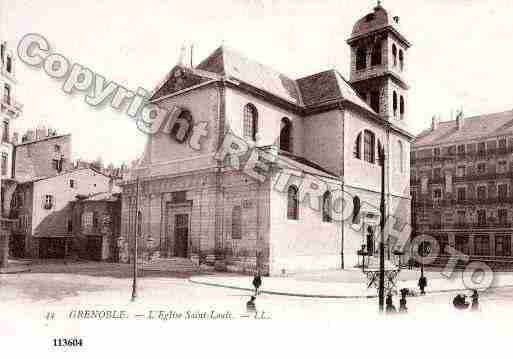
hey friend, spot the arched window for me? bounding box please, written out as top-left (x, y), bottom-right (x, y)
top-left (287, 185), bottom-right (299, 220)
top-left (399, 50), bottom-right (404, 71)
top-left (356, 47), bottom-right (367, 70)
top-left (393, 91), bottom-right (398, 117)
top-left (279, 118), bottom-right (292, 152)
top-left (392, 44), bottom-right (397, 66)
top-left (371, 42), bottom-right (382, 66)
top-left (400, 96), bottom-right (405, 118)
top-left (398, 140), bottom-right (404, 173)
top-left (352, 196), bottom-right (361, 224)
top-left (243, 104), bottom-right (258, 141)
top-left (322, 191), bottom-right (332, 223)
top-left (170, 109), bottom-right (193, 143)
top-left (353, 132), bottom-right (362, 159)
top-left (232, 206), bottom-right (242, 239)
top-left (364, 130), bottom-right (375, 164)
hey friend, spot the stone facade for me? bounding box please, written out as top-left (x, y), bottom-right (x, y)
top-left (412, 111), bottom-right (513, 268)
top-left (120, 4), bottom-right (413, 275)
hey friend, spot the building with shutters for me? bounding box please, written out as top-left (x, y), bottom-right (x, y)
top-left (0, 40), bottom-right (23, 269)
top-left (121, 3), bottom-right (413, 275)
top-left (411, 110), bottom-right (513, 268)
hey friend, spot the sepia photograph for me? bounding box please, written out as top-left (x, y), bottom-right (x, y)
top-left (1, 0), bottom-right (513, 356)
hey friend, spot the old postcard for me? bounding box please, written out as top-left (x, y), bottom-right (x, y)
top-left (1, 0), bottom-right (513, 357)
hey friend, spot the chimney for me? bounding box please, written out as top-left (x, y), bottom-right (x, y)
top-left (12, 132), bottom-right (18, 145)
top-left (35, 125), bottom-right (47, 140)
top-left (108, 176), bottom-right (114, 194)
top-left (431, 115), bottom-right (439, 131)
top-left (456, 110), bottom-right (465, 130)
top-left (25, 129), bottom-right (35, 142)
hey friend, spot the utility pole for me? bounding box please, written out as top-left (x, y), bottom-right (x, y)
top-left (131, 177), bottom-right (140, 302)
top-left (378, 142), bottom-right (386, 312)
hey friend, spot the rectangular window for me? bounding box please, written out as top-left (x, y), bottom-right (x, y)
top-left (67, 219), bottom-right (73, 233)
top-left (433, 148), bottom-right (440, 160)
top-left (456, 166), bottom-right (465, 177)
top-left (433, 168), bottom-right (441, 179)
top-left (456, 210), bottom-right (466, 226)
top-left (496, 235), bottom-right (511, 257)
top-left (44, 195), bottom-right (53, 209)
top-left (69, 179), bottom-right (74, 188)
top-left (457, 187), bottom-right (466, 201)
top-left (498, 160), bottom-right (508, 174)
top-left (499, 183), bottom-right (508, 198)
top-left (477, 163), bottom-right (486, 174)
top-left (82, 212), bottom-right (93, 230)
top-left (499, 138), bottom-right (507, 150)
top-left (1, 152), bottom-right (7, 176)
top-left (457, 144), bottom-right (465, 154)
top-left (475, 235), bottom-right (490, 256)
top-left (478, 142), bottom-right (486, 155)
top-left (92, 211), bottom-right (99, 229)
top-left (433, 188), bottom-right (442, 199)
top-left (455, 235), bottom-right (469, 254)
top-left (2, 120), bottom-right (8, 142)
top-left (498, 209), bottom-right (508, 226)
top-left (477, 186), bottom-right (486, 200)
top-left (477, 210), bottom-right (487, 226)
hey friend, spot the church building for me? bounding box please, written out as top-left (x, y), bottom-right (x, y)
top-left (120, 3), bottom-right (413, 275)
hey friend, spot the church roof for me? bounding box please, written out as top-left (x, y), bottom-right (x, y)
top-left (196, 46), bottom-right (301, 105)
top-left (152, 45), bottom-right (378, 117)
top-left (415, 110), bottom-right (513, 147)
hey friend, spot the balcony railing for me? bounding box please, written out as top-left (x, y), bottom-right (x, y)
top-left (416, 197), bottom-right (513, 207)
top-left (425, 222), bottom-right (513, 230)
top-left (412, 147), bottom-right (513, 164)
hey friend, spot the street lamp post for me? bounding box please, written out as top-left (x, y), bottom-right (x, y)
top-left (378, 143), bottom-right (386, 313)
top-left (131, 177), bottom-right (140, 302)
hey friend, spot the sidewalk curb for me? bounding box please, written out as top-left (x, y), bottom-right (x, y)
top-left (0, 268), bottom-right (31, 275)
top-left (189, 277), bottom-right (513, 299)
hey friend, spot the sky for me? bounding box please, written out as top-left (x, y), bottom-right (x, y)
top-left (3, 0), bottom-right (513, 165)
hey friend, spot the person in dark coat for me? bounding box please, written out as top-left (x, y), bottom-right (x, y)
top-left (399, 288), bottom-right (408, 313)
top-left (386, 294), bottom-right (397, 314)
top-left (418, 275), bottom-right (427, 295)
top-left (252, 272), bottom-right (262, 296)
top-left (453, 294), bottom-right (469, 310)
top-left (470, 290), bottom-right (479, 311)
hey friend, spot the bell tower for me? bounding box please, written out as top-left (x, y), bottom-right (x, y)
top-left (346, 2), bottom-right (411, 124)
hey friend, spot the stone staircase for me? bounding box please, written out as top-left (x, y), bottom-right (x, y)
top-left (140, 257), bottom-right (199, 272)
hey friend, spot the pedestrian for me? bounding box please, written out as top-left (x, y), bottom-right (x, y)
top-left (418, 275), bottom-right (427, 295)
top-left (470, 290), bottom-right (479, 311)
top-left (252, 272), bottom-right (262, 296)
top-left (386, 294), bottom-right (397, 314)
top-left (453, 294), bottom-right (469, 310)
top-left (399, 288), bottom-right (408, 313)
